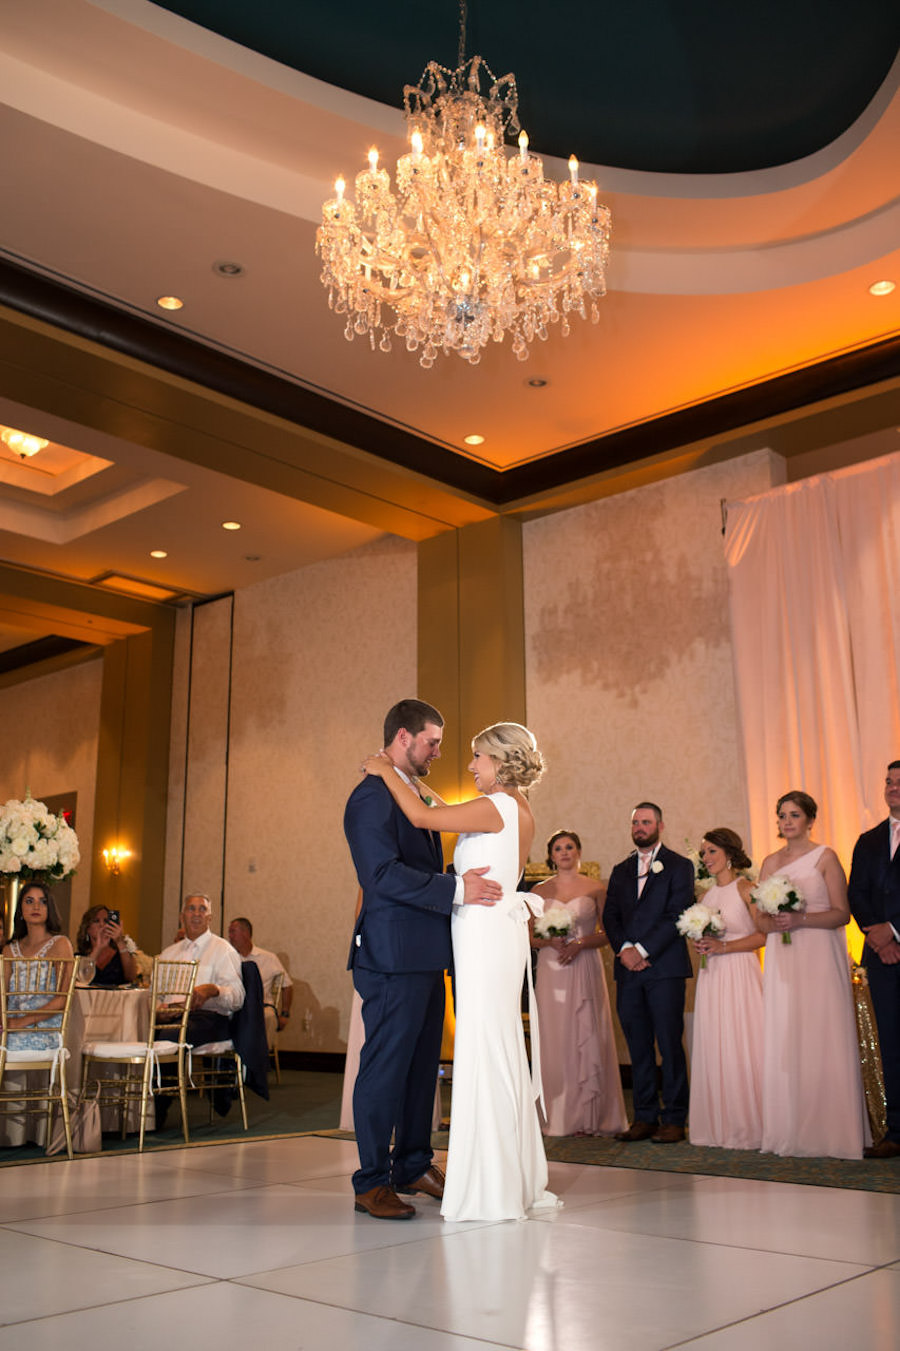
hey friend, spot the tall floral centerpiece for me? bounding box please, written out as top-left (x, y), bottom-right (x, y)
top-left (0, 792), bottom-right (80, 887)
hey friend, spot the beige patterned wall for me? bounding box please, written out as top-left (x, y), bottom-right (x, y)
top-left (523, 449), bottom-right (784, 881)
top-left (0, 657), bottom-right (103, 930)
top-left (164, 535), bottom-right (418, 1053)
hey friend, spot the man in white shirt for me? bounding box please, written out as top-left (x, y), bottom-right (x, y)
top-left (155, 893), bottom-right (245, 1126)
top-left (158, 893), bottom-right (244, 1040)
top-left (228, 916), bottom-right (293, 1045)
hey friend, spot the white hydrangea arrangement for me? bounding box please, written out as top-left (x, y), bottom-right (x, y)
top-left (676, 902), bottom-right (725, 967)
top-left (533, 904), bottom-right (573, 940)
top-left (751, 874), bottom-right (805, 944)
top-left (0, 792), bottom-right (80, 884)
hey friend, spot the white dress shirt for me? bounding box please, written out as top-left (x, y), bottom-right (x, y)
top-left (159, 929), bottom-right (245, 1014)
top-left (247, 945), bottom-right (292, 1004)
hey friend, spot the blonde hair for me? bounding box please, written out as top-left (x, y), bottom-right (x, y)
top-left (472, 722), bottom-right (544, 789)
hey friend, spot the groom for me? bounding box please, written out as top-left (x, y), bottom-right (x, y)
top-left (344, 697), bottom-right (501, 1219)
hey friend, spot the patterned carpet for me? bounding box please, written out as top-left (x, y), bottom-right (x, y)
top-left (4, 1070), bottom-right (898, 1192)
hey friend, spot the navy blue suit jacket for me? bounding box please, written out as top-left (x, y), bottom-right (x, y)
top-left (603, 843), bottom-right (694, 982)
top-left (848, 818), bottom-right (900, 961)
top-left (344, 774), bottom-right (455, 974)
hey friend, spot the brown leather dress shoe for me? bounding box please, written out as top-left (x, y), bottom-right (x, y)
top-left (397, 1164), bottom-right (445, 1199)
top-left (652, 1123), bottom-right (686, 1143)
top-left (354, 1185), bottom-right (416, 1219)
top-left (615, 1121), bottom-right (658, 1142)
top-left (864, 1138), bottom-right (900, 1159)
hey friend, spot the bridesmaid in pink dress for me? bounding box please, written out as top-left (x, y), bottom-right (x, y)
top-left (688, 828), bottom-right (764, 1149)
top-left (755, 790), bottom-right (870, 1159)
top-left (530, 831), bottom-right (626, 1136)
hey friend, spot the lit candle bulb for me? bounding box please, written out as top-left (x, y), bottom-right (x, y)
top-left (518, 130), bottom-right (529, 161)
top-left (568, 155), bottom-right (579, 184)
top-left (368, 147), bottom-right (379, 171)
top-left (411, 129), bottom-right (424, 157)
top-left (334, 176), bottom-right (346, 203)
top-left (475, 124), bottom-right (486, 151)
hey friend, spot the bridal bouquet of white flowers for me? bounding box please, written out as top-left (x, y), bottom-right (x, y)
top-left (751, 874), bottom-right (805, 944)
top-left (533, 904), bottom-right (573, 940)
top-left (0, 793), bottom-right (80, 884)
top-left (676, 901), bottom-right (725, 967)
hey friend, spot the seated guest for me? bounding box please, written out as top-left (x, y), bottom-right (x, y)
top-left (227, 917), bottom-right (293, 1045)
top-left (75, 905), bottom-right (139, 986)
top-left (1, 882), bottom-right (74, 1048)
top-left (155, 892), bottom-right (244, 1124)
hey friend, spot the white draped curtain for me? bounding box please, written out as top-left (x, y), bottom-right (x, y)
top-left (725, 452), bottom-right (900, 922)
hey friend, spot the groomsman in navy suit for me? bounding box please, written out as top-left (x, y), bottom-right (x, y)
top-left (849, 760), bottom-right (900, 1159)
top-left (604, 802), bottom-right (694, 1143)
top-left (344, 698), bottom-right (500, 1219)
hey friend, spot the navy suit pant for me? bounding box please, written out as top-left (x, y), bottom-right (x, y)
top-left (616, 975), bottom-right (688, 1126)
top-left (352, 966), bottom-right (445, 1193)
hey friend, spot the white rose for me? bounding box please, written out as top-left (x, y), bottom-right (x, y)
top-left (651, 860), bottom-right (664, 874)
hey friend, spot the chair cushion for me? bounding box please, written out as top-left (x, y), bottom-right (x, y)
top-left (192, 1040), bottom-right (235, 1055)
top-left (4, 1046), bottom-right (68, 1064)
top-left (83, 1042), bottom-right (149, 1059)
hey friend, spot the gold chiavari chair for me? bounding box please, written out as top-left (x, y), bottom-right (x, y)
top-left (81, 958), bottom-right (198, 1150)
top-left (267, 969), bottom-right (285, 1084)
top-left (0, 955), bottom-right (77, 1159)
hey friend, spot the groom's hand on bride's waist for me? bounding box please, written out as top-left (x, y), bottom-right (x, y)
top-left (461, 867), bottom-right (502, 907)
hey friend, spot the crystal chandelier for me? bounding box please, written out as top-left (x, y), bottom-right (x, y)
top-left (316, 21), bottom-right (610, 368)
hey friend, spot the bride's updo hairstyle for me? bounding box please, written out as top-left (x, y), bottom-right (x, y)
top-left (472, 722), bottom-right (544, 790)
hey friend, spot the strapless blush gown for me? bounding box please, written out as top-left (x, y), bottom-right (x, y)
top-left (535, 893), bottom-right (626, 1136)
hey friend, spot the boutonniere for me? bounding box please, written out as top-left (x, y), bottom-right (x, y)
top-left (650, 860), bottom-right (664, 874)
top-left (422, 795), bottom-right (434, 807)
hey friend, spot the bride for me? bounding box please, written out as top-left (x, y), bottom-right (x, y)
top-left (363, 721), bottom-right (558, 1222)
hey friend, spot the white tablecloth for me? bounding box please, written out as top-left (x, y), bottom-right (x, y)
top-left (0, 986), bottom-right (152, 1147)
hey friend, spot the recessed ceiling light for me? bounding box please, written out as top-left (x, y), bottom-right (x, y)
top-left (222, 520), bottom-right (242, 531)
top-left (464, 434), bottom-right (485, 446)
top-left (1, 427), bottom-right (48, 457)
top-left (213, 261), bottom-right (245, 277)
top-left (868, 280), bottom-right (896, 297)
top-left (156, 295), bottom-right (184, 311)
top-left (526, 377), bottom-right (549, 388)
top-left (149, 549), bottom-right (168, 559)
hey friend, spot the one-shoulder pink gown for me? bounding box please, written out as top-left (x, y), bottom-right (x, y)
top-left (761, 845), bottom-right (870, 1159)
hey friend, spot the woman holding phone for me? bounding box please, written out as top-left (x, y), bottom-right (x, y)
top-left (74, 905), bottom-right (139, 986)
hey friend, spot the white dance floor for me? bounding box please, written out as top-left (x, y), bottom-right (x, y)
top-left (1, 1135), bottom-right (899, 1349)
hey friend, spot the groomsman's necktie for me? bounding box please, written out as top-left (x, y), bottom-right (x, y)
top-left (891, 817), bottom-right (900, 860)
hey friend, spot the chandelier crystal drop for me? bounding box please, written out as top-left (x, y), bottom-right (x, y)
top-left (316, 53), bottom-right (611, 368)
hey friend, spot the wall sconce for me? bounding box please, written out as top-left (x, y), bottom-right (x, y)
top-left (102, 845), bottom-right (132, 876)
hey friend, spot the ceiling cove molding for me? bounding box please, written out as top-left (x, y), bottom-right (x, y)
top-left (2, 258), bottom-right (900, 507)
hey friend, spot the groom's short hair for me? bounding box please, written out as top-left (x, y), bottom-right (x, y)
top-left (384, 698), bottom-right (444, 746)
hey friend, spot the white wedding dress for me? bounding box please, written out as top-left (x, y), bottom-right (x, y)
top-left (442, 791), bottom-right (558, 1222)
